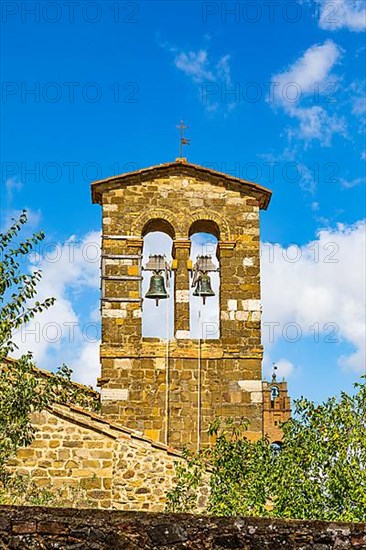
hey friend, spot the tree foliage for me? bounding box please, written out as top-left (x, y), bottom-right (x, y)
top-left (0, 212), bottom-right (100, 498)
top-left (0, 353), bottom-right (51, 472)
top-left (0, 211), bottom-right (56, 472)
top-left (0, 210), bottom-right (55, 360)
top-left (166, 380), bottom-right (366, 522)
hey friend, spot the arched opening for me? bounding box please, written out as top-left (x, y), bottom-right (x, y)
top-left (271, 386), bottom-right (280, 400)
top-left (189, 226), bottom-right (220, 340)
top-left (142, 218), bottom-right (175, 240)
top-left (189, 219), bottom-right (220, 241)
top-left (271, 441), bottom-right (283, 455)
top-left (142, 222), bottom-right (174, 339)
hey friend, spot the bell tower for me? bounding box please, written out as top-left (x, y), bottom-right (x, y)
top-left (262, 367), bottom-right (291, 445)
top-left (91, 159), bottom-right (272, 449)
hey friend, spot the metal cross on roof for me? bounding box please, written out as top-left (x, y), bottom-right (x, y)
top-left (176, 120), bottom-right (190, 158)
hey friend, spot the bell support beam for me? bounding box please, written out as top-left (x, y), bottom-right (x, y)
top-left (173, 239), bottom-right (191, 339)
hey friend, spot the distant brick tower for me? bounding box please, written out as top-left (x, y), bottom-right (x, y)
top-left (91, 158), bottom-right (272, 449)
top-left (262, 368), bottom-right (291, 444)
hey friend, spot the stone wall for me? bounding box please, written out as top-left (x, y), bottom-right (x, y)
top-left (1, 506), bottom-right (365, 549)
top-left (92, 161), bottom-right (272, 449)
top-left (7, 403), bottom-right (186, 511)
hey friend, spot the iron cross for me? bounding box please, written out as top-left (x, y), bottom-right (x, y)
top-left (176, 120), bottom-right (190, 158)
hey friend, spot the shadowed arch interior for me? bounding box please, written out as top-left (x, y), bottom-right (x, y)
top-left (189, 220), bottom-right (220, 241)
top-left (142, 218), bottom-right (175, 240)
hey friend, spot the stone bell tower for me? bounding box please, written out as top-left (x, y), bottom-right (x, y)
top-left (91, 158), bottom-right (272, 450)
top-left (262, 369), bottom-right (291, 444)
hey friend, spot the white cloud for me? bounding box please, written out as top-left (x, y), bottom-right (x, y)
top-left (190, 234), bottom-right (219, 339)
top-left (12, 231), bottom-right (101, 387)
top-left (216, 54), bottom-right (232, 86)
top-left (349, 80), bottom-right (366, 136)
top-left (9, 220), bottom-right (365, 389)
top-left (316, 0), bottom-right (366, 32)
top-left (141, 231), bottom-right (174, 339)
top-left (293, 106), bottom-right (346, 147)
top-left (270, 40), bottom-right (345, 146)
top-left (5, 178), bottom-right (23, 200)
top-left (71, 339), bottom-right (100, 388)
top-left (174, 50), bottom-right (214, 83)
top-left (1, 208), bottom-right (42, 232)
top-left (263, 358), bottom-right (295, 380)
top-left (141, 231), bottom-right (219, 339)
top-left (262, 355), bottom-right (297, 381)
top-left (339, 176), bottom-right (366, 188)
top-left (272, 40), bottom-right (341, 97)
top-left (172, 47), bottom-right (234, 112)
top-left (352, 95), bottom-right (366, 116)
top-left (261, 220), bottom-right (366, 373)
top-left (275, 359), bottom-right (295, 379)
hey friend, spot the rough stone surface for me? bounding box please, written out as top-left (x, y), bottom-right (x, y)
top-left (93, 161), bottom-right (271, 449)
top-left (5, 162), bottom-right (290, 512)
top-left (7, 404), bottom-right (188, 511)
top-left (0, 506), bottom-right (365, 549)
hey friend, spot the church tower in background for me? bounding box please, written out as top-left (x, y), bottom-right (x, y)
top-left (262, 368), bottom-right (291, 445)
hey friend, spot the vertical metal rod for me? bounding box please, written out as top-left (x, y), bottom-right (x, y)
top-left (101, 253), bottom-right (105, 310)
top-left (197, 308), bottom-right (202, 453)
top-left (165, 288), bottom-right (170, 446)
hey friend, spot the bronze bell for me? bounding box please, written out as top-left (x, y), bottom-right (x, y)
top-left (145, 273), bottom-right (168, 306)
top-left (193, 273), bottom-right (215, 305)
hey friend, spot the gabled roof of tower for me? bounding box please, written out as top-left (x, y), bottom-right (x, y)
top-left (91, 158), bottom-right (272, 209)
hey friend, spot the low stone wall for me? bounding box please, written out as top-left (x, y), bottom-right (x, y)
top-left (0, 506), bottom-right (365, 549)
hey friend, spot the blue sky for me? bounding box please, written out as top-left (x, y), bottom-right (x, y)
top-left (1, 0), bottom-right (365, 404)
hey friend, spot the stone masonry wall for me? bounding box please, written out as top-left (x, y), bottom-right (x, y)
top-left (7, 404), bottom-right (187, 511)
top-left (1, 507), bottom-right (365, 549)
top-left (96, 167), bottom-right (267, 449)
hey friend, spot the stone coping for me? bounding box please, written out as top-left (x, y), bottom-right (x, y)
top-left (91, 159), bottom-right (272, 209)
top-left (48, 402), bottom-right (182, 458)
top-left (0, 506), bottom-right (365, 549)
